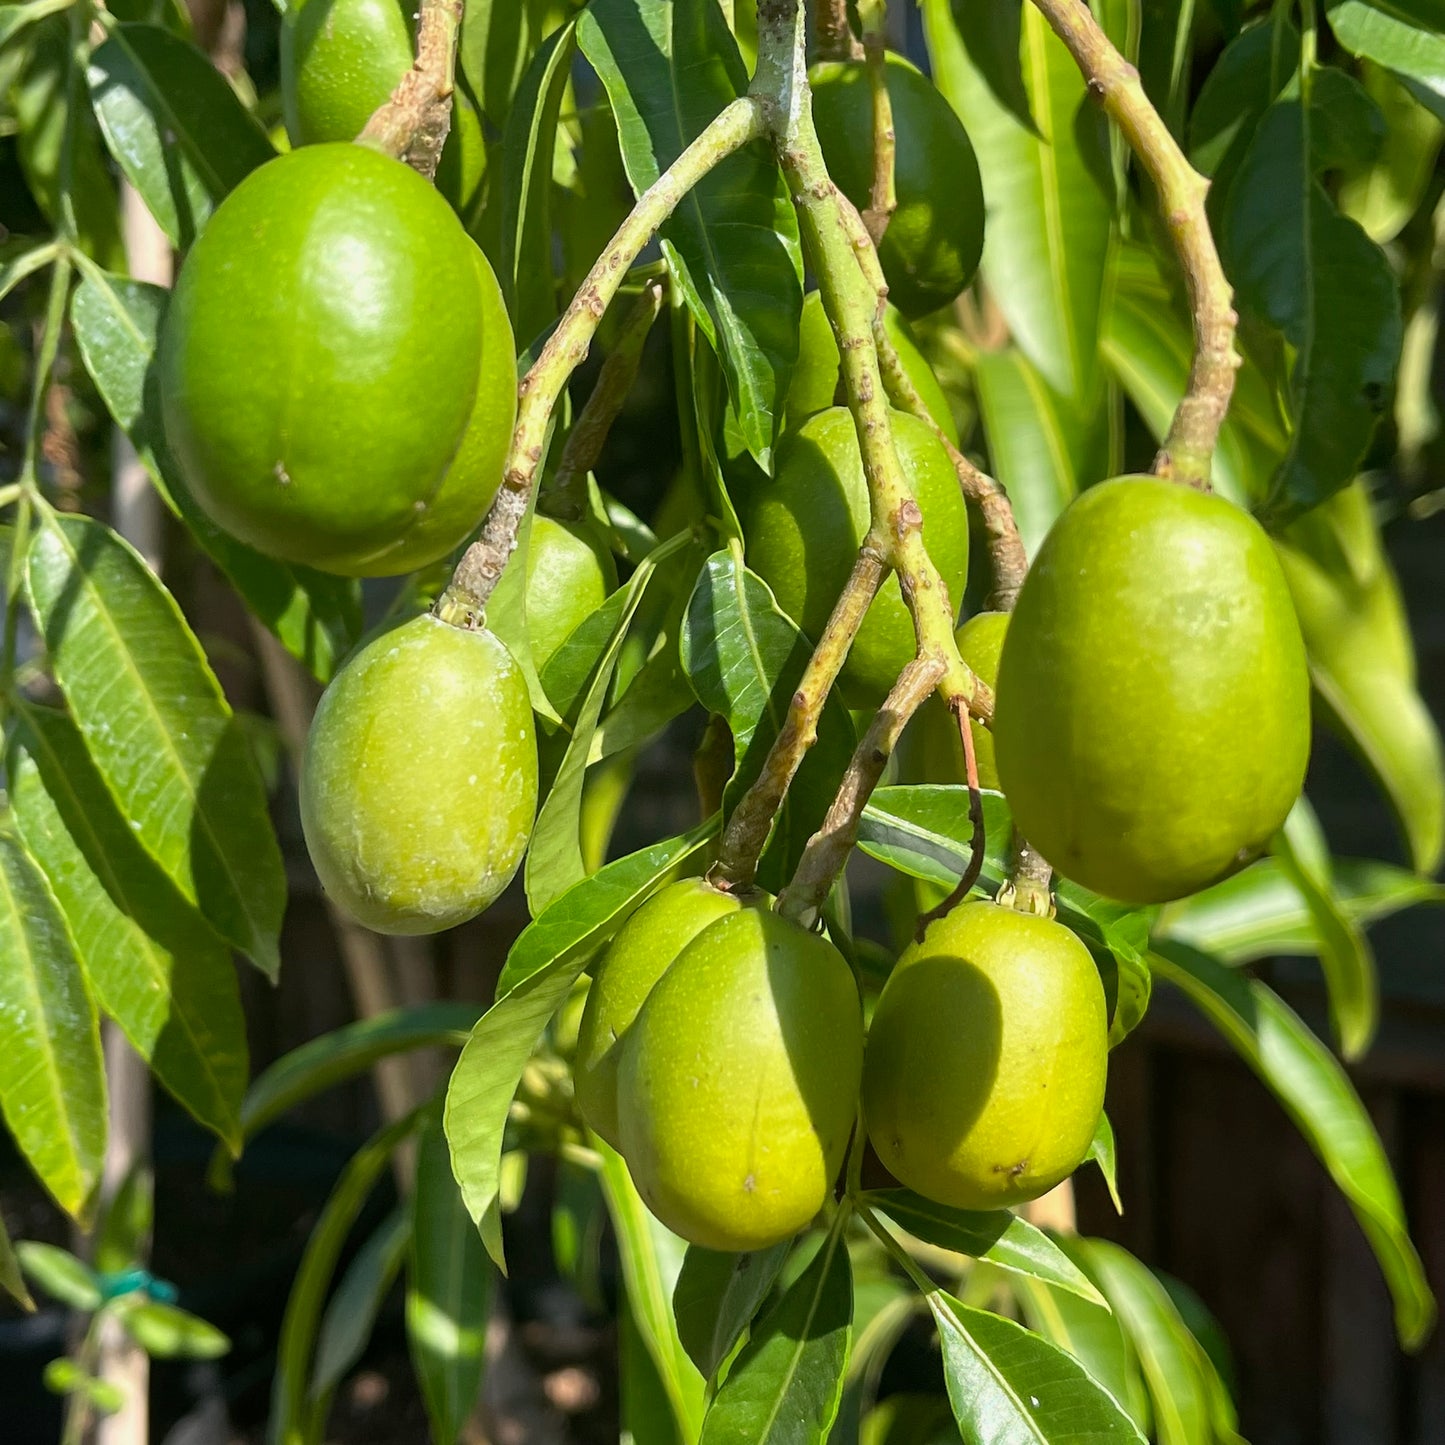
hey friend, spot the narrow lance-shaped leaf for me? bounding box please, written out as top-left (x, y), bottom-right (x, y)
top-left (579, 0), bottom-right (802, 469)
top-left (311, 1210), bottom-right (410, 1400)
top-left (68, 268), bottom-right (361, 684)
top-left (0, 1214), bottom-right (34, 1311)
top-left (117, 1300), bottom-right (230, 1360)
top-left (597, 1142), bottom-right (706, 1442)
top-left (87, 23), bottom-right (274, 247)
top-left (1151, 942), bottom-right (1435, 1348)
top-left (698, 1217), bottom-right (852, 1445)
top-left (24, 511), bottom-right (285, 977)
top-left (15, 1241), bottom-right (103, 1310)
top-left (0, 835), bottom-right (106, 1221)
top-left (446, 819), bottom-right (719, 1267)
top-left (8, 703), bottom-right (248, 1153)
top-left (408, 1116), bottom-right (490, 1445)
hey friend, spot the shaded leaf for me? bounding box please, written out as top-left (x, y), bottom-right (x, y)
top-left (25, 511), bottom-right (285, 976)
top-left (674, 1240), bottom-right (790, 1382)
top-left (1339, 63), bottom-right (1445, 242)
top-left (312, 1210), bottom-right (410, 1398)
top-left (0, 835), bottom-right (106, 1221)
top-left (9, 703), bottom-right (247, 1152)
top-left (87, 23), bottom-right (274, 247)
top-left (447, 819), bottom-right (719, 1266)
top-left (698, 1218), bottom-right (851, 1445)
top-left (579, 0), bottom-right (801, 468)
top-left (0, 1215), bottom-right (33, 1311)
top-left (1150, 942), bottom-right (1435, 1348)
top-left (1327, 0), bottom-right (1445, 118)
top-left (15, 1241), bottom-right (101, 1310)
top-left (862, 1191), bottom-right (1106, 1307)
top-left (118, 1299), bottom-right (229, 1359)
top-left (1087, 1112), bottom-right (1124, 1215)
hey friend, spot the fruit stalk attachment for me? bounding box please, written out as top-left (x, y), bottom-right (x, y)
top-left (1027, 0), bottom-right (1238, 491)
top-left (441, 96), bottom-right (766, 620)
top-left (545, 281), bottom-right (665, 523)
top-left (358, 0), bottom-right (463, 179)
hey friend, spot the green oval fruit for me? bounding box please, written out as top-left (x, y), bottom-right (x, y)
top-left (810, 54), bottom-right (985, 318)
top-left (526, 516), bottom-right (619, 673)
top-left (159, 144), bottom-right (515, 577)
top-left (788, 290), bottom-right (958, 444)
top-left (281, 0), bottom-right (485, 210)
top-left (617, 908), bottom-right (863, 1251)
top-left (743, 407), bottom-right (969, 707)
top-left (994, 477), bottom-right (1310, 903)
top-left (914, 610), bottom-right (1008, 790)
top-left (573, 878), bottom-right (742, 1149)
top-left (863, 901), bottom-right (1107, 1210)
top-left (300, 614), bottom-right (537, 933)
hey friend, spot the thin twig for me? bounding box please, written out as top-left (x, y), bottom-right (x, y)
top-left (358, 0), bottom-right (464, 179)
top-left (1028, 0), bottom-right (1237, 489)
top-left (813, 0), bottom-right (861, 60)
top-left (779, 656), bottom-right (944, 927)
top-left (916, 694), bottom-right (986, 936)
top-left (440, 96), bottom-right (766, 623)
top-left (861, 32), bottom-right (897, 246)
top-left (546, 281), bottom-right (665, 522)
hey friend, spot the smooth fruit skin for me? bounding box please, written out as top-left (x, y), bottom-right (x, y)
top-left (916, 610), bottom-right (1008, 790)
top-left (863, 902), bottom-right (1107, 1210)
top-left (994, 477), bottom-right (1311, 904)
top-left (300, 614), bottom-right (537, 934)
top-left (573, 878), bottom-right (741, 1149)
top-left (159, 144), bottom-right (515, 576)
top-left (787, 290), bottom-right (958, 444)
top-left (617, 908), bottom-right (863, 1251)
top-left (744, 407), bottom-right (969, 707)
top-left (810, 55), bottom-right (984, 318)
top-left (526, 516), bottom-right (619, 673)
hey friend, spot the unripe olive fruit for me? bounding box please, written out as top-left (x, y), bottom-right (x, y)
top-left (281, 0), bottom-right (484, 210)
top-left (159, 145), bottom-right (515, 576)
top-left (300, 614), bottom-right (538, 933)
top-left (914, 610), bottom-right (1009, 790)
top-left (994, 477), bottom-right (1310, 903)
top-left (617, 907), bottom-right (863, 1251)
top-left (788, 291), bottom-right (958, 444)
top-left (810, 54), bottom-right (985, 319)
top-left (573, 878), bottom-right (742, 1149)
top-left (526, 515), bottom-right (619, 673)
top-left (863, 901), bottom-right (1107, 1210)
top-left (743, 407), bottom-right (969, 707)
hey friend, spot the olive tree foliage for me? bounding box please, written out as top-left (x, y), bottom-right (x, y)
top-left (1, 0), bottom-right (1444, 1438)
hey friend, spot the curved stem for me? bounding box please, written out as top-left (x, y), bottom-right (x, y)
top-left (358, 0), bottom-right (463, 178)
top-left (1027, 0), bottom-right (1237, 490)
top-left (440, 96), bottom-right (766, 622)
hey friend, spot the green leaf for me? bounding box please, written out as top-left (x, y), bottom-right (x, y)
top-left (526, 530), bottom-right (694, 911)
top-left (0, 240), bottom-right (59, 306)
top-left (1339, 63), bottom-right (1445, 242)
top-left (118, 1299), bottom-right (230, 1359)
top-left (597, 1141), bottom-right (706, 1441)
top-left (497, 21), bottom-right (574, 342)
top-left (458, 0), bottom-right (541, 129)
top-left (698, 1217), bottom-right (851, 1445)
top-left (447, 819), bottom-right (719, 1266)
top-left (0, 834), bottom-right (106, 1221)
top-left (681, 549), bottom-right (856, 891)
top-left (622, 1293), bottom-right (691, 1445)
top-left (1274, 482), bottom-right (1445, 872)
top-left (674, 1241), bottom-right (790, 1382)
top-left (1224, 99), bottom-right (1402, 521)
top-left (1150, 942), bottom-right (1435, 1348)
top-left (862, 1191), bottom-right (1106, 1307)
top-left (270, 1107), bottom-right (429, 1444)
top-left (0, 0), bottom-right (77, 50)
top-left (94, 1165), bottom-right (153, 1276)
top-left (0, 1214), bottom-right (34, 1311)
top-left (1059, 1237), bottom-right (1237, 1445)
top-left (311, 1209), bottom-right (410, 1398)
top-left (578, 0), bottom-right (802, 469)
top-left (408, 1116), bottom-right (490, 1445)
top-left (67, 267), bottom-right (362, 684)
top-left (25, 510), bottom-right (286, 977)
top-left (42, 1359), bottom-right (125, 1413)
top-left (1326, 0), bottom-right (1445, 117)
top-left (1271, 801), bottom-right (1378, 1060)
top-left (1156, 855), bottom-right (1445, 962)
top-left (15, 1241), bottom-right (102, 1311)
top-left (87, 24), bottom-right (274, 247)
top-left (923, 0), bottom-right (1113, 402)
top-left (929, 1290), bottom-right (1147, 1442)
top-left (1087, 1111), bottom-right (1124, 1214)
top-left (8, 703), bottom-right (247, 1152)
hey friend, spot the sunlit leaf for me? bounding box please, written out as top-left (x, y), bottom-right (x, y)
top-left (1326, 0), bottom-right (1445, 119)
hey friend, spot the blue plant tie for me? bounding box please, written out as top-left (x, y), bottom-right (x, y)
top-left (95, 1268), bottom-right (179, 1304)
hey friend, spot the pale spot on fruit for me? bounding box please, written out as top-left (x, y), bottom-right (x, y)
top-left (272, 461), bottom-right (291, 487)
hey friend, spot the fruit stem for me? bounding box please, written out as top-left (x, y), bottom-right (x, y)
top-left (357, 0), bottom-right (463, 180)
top-left (1027, 0), bottom-right (1238, 491)
top-left (441, 95), bottom-right (766, 621)
top-left (1000, 832), bottom-right (1056, 918)
top-left (813, 0), bottom-right (862, 61)
top-left (778, 656), bottom-right (944, 927)
top-left (544, 281), bottom-right (665, 524)
top-left (915, 695), bottom-right (988, 936)
top-left (859, 13), bottom-right (897, 247)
